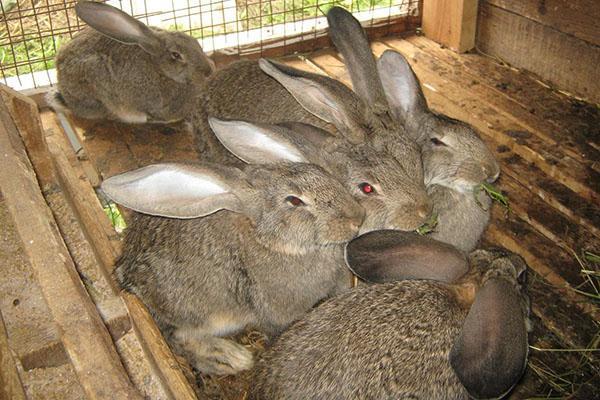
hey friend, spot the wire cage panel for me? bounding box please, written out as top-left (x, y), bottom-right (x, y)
top-left (1, 0), bottom-right (420, 91)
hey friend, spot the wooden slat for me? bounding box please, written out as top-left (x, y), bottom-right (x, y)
top-left (484, 0), bottom-right (600, 46)
top-left (40, 113), bottom-right (199, 400)
top-left (477, 2), bottom-right (600, 104)
top-left (0, 311), bottom-right (26, 400)
top-left (422, 0), bottom-right (478, 52)
top-left (0, 88), bottom-right (141, 400)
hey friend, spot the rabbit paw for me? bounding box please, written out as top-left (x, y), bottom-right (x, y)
top-left (186, 337), bottom-right (254, 375)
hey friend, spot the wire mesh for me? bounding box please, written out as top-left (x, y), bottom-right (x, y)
top-left (0, 0), bottom-right (420, 90)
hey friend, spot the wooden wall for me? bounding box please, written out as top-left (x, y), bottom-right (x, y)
top-left (476, 0), bottom-right (600, 104)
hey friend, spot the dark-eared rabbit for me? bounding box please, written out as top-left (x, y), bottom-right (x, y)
top-left (192, 47), bottom-right (431, 233)
top-left (102, 119), bottom-right (365, 375)
top-left (327, 7), bottom-right (500, 251)
top-left (254, 230), bottom-right (531, 399)
top-left (48, 1), bottom-right (214, 124)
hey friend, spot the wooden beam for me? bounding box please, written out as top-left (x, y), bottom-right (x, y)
top-left (0, 87), bottom-right (141, 400)
top-left (422, 0), bottom-right (478, 52)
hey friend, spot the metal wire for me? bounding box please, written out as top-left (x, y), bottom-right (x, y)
top-left (0, 0), bottom-right (419, 90)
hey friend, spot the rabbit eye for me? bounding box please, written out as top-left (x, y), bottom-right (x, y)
top-left (171, 51), bottom-right (182, 61)
top-left (359, 182), bottom-right (375, 195)
top-left (430, 137), bottom-right (446, 146)
top-left (286, 196), bottom-right (305, 206)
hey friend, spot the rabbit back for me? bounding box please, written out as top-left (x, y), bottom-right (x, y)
top-left (253, 280), bottom-right (469, 400)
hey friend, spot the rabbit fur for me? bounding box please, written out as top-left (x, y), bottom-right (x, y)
top-left (48, 2), bottom-right (214, 124)
top-left (253, 232), bottom-right (530, 400)
top-left (192, 58), bottom-right (431, 232)
top-left (327, 7), bottom-right (500, 251)
top-left (104, 120), bottom-right (365, 375)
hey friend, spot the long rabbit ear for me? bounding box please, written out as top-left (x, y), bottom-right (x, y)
top-left (344, 230), bottom-right (468, 283)
top-left (450, 279), bottom-right (529, 399)
top-left (327, 7), bottom-right (388, 111)
top-left (75, 2), bottom-right (162, 55)
top-left (209, 118), bottom-right (313, 165)
top-left (100, 163), bottom-right (244, 218)
top-left (258, 59), bottom-right (366, 144)
top-left (377, 50), bottom-right (429, 128)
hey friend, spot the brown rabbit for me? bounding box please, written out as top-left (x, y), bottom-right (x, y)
top-left (104, 119), bottom-right (365, 375)
top-left (327, 7), bottom-right (500, 251)
top-left (254, 230), bottom-right (530, 400)
top-left (48, 1), bottom-right (214, 124)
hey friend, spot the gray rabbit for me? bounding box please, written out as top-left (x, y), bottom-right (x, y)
top-left (327, 7), bottom-right (500, 251)
top-left (103, 119), bottom-right (365, 375)
top-left (48, 1), bottom-right (214, 124)
top-left (192, 56), bottom-right (431, 232)
top-left (254, 230), bottom-right (530, 399)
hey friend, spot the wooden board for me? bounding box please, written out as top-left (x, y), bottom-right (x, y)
top-left (485, 0), bottom-right (600, 46)
top-left (0, 89), bottom-right (141, 399)
top-left (477, 2), bottom-right (600, 104)
top-left (422, 0), bottom-right (477, 52)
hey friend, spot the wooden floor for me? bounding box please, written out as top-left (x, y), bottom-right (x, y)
top-left (2, 34), bottom-right (598, 399)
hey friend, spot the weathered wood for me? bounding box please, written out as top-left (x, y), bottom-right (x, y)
top-left (477, 2), bottom-right (600, 104)
top-left (22, 86), bottom-right (52, 110)
top-left (0, 88), bottom-right (141, 399)
top-left (40, 112), bottom-right (198, 400)
top-left (422, 0), bottom-right (477, 52)
top-left (485, 0), bottom-right (600, 46)
top-left (124, 293), bottom-right (200, 400)
top-left (0, 311), bottom-right (26, 400)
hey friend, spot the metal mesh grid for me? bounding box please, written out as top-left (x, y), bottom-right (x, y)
top-left (1, 0), bottom-right (420, 90)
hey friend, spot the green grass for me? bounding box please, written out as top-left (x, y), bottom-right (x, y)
top-left (0, 34), bottom-right (66, 77)
top-left (103, 202), bottom-right (127, 233)
top-left (416, 213), bottom-right (438, 235)
top-left (474, 182), bottom-right (510, 212)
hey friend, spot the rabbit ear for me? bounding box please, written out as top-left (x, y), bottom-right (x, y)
top-left (259, 59), bottom-right (366, 144)
top-left (75, 2), bottom-right (162, 55)
top-left (327, 7), bottom-right (388, 111)
top-left (377, 50), bottom-right (429, 126)
top-left (208, 118), bottom-right (312, 165)
top-left (100, 163), bottom-right (244, 218)
top-left (450, 279), bottom-right (529, 399)
top-left (344, 230), bottom-right (468, 284)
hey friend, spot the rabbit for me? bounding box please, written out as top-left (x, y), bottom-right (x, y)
top-left (191, 57), bottom-right (431, 232)
top-left (327, 7), bottom-right (500, 251)
top-left (102, 118), bottom-right (366, 376)
top-left (253, 230), bottom-right (531, 400)
top-left (47, 1), bottom-right (214, 124)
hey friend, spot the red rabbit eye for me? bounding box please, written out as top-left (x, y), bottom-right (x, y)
top-left (359, 182), bottom-right (375, 194)
top-left (430, 137), bottom-right (446, 146)
top-left (286, 196), bottom-right (304, 206)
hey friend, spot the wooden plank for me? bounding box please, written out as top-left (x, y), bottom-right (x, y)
top-left (422, 0), bottom-right (478, 52)
top-left (0, 89), bottom-right (141, 400)
top-left (41, 114), bottom-right (198, 400)
top-left (484, 0), bottom-right (600, 46)
top-left (477, 2), bottom-right (600, 104)
top-left (0, 311), bottom-right (26, 400)
top-left (22, 86), bottom-right (52, 110)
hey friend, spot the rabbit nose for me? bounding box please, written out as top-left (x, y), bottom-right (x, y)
top-left (346, 206), bottom-right (366, 230)
top-left (417, 199), bottom-right (433, 220)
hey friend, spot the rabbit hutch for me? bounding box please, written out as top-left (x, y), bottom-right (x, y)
top-left (0, 0), bottom-right (598, 398)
